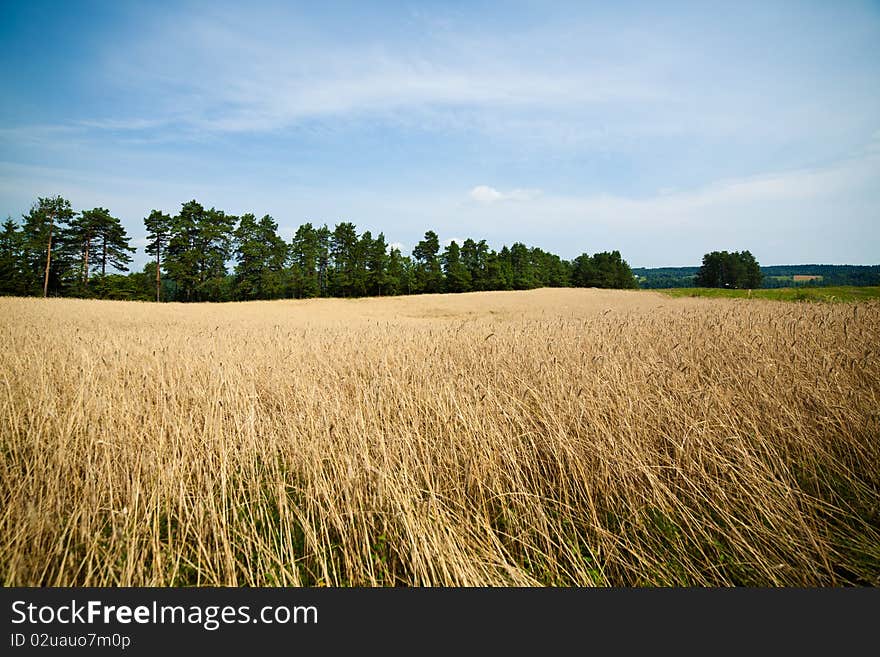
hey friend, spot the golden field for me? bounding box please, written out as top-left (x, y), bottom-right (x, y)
top-left (1, 288), bottom-right (878, 586)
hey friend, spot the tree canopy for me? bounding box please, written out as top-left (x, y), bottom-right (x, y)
top-left (695, 251), bottom-right (762, 289)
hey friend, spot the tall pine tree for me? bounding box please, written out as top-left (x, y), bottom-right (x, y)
top-left (442, 240), bottom-right (471, 292)
top-left (412, 230), bottom-right (442, 293)
top-left (289, 222), bottom-right (321, 298)
top-left (0, 218), bottom-right (25, 295)
top-left (234, 213), bottom-right (287, 300)
top-left (21, 196), bottom-right (74, 296)
top-left (144, 209), bottom-right (172, 302)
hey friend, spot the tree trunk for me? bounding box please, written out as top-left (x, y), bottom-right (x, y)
top-left (43, 224), bottom-right (53, 298)
top-left (84, 240), bottom-right (90, 285)
top-left (102, 237), bottom-right (107, 277)
top-left (156, 249), bottom-right (161, 302)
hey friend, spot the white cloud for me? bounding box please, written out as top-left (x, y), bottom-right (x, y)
top-left (469, 185), bottom-right (541, 203)
top-left (469, 185), bottom-right (503, 202)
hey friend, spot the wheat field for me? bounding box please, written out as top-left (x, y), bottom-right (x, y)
top-left (1, 288), bottom-right (878, 586)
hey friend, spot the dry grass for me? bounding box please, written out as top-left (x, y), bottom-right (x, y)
top-left (1, 288), bottom-right (878, 586)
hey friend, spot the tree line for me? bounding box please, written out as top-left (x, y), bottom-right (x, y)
top-left (635, 263), bottom-right (880, 289)
top-left (0, 196), bottom-right (639, 301)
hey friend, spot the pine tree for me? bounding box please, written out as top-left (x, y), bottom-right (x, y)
top-left (486, 246), bottom-right (514, 290)
top-left (164, 201), bottom-right (236, 302)
top-left (63, 209), bottom-right (101, 292)
top-left (234, 213), bottom-right (287, 300)
top-left (366, 232), bottom-right (390, 296)
top-left (289, 223), bottom-right (321, 298)
top-left (144, 209), bottom-right (172, 302)
top-left (165, 200), bottom-right (203, 301)
top-left (442, 240), bottom-right (471, 292)
top-left (385, 246), bottom-right (407, 295)
top-left (330, 222), bottom-right (359, 297)
top-left (258, 215), bottom-right (288, 299)
top-left (0, 218), bottom-right (25, 295)
top-left (572, 251), bottom-right (637, 289)
top-left (412, 230), bottom-right (442, 293)
top-left (509, 242), bottom-right (536, 290)
top-left (20, 196), bottom-right (75, 296)
top-left (316, 225), bottom-right (331, 297)
top-left (198, 208), bottom-right (236, 301)
top-left (461, 238), bottom-right (489, 291)
top-left (64, 208), bottom-right (133, 295)
top-left (532, 248), bottom-right (570, 287)
top-left (353, 230), bottom-right (372, 297)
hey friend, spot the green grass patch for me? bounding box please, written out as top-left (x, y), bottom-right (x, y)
top-left (657, 286), bottom-right (880, 303)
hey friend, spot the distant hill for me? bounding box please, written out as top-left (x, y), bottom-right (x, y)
top-left (633, 264), bottom-right (880, 289)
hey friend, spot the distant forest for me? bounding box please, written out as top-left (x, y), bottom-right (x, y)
top-left (634, 264), bottom-right (880, 289)
top-left (1, 196), bottom-right (638, 302)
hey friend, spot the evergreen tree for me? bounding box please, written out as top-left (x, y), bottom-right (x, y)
top-left (144, 209), bottom-right (172, 302)
top-left (164, 201), bottom-right (235, 301)
top-left (258, 215), bottom-right (288, 299)
top-left (316, 225), bottom-right (331, 297)
top-left (366, 232), bottom-right (390, 296)
top-left (81, 208), bottom-right (134, 281)
top-left (571, 253), bottom-right (596, 287)
top-left (165, 200), bottom-right (204, 301)
top-left (509, 242), bottom-right (536, 290)
top-left (234, 213), bottom-right (287, 300)
top-left (20, 196), bottom-right (74, 296)
top-left (199, 207), bottom-right (236, 301)
top-left (352, 230), bottom-right (372, 297)
top-left (442, 240), bottom-right (471, 292)
top-left (289, 222), bottom-right (321, 298)
top-left (572, 250), bottom-right (637, 289)
top-left (485, 246), bottom-right (514, 290)
top-left (63, 210), bottom-right (101, 292)
top-left (530, 247), bottom-right (570, 287)
top-left (234, 213), bottom-right (265, 300)
top-left (0, 218), bottom-right (25, 295)
top-left (330, 222), bottom-right (359, 297)
top-left (461, 238), bottom-right (490, 291)
top-left (385, 246), bottom-right (407, 295)
top-left (412, 230), bottom-right (443, 293)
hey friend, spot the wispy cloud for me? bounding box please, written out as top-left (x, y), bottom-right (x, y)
top-left (77, 2), bottom-right (877, 153)
top-left (87, 5), bottom-right (679, 138)
top-left (469, 186), bottom-right (541, 203)
top-left (76, 118), bottom-right (170, 132)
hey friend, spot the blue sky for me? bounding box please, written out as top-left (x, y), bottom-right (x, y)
top-left (1, 0), bottom-right (878, 268)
